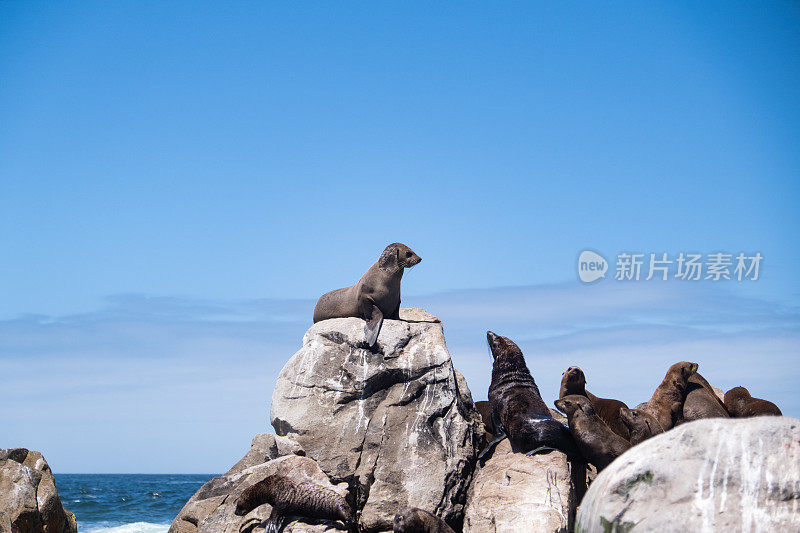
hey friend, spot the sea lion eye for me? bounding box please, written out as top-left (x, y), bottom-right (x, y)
top-left (406, 251), bottom-right (412, 257)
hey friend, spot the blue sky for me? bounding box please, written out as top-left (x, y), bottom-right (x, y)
top-left (1, 2), bottom-right (799, 473)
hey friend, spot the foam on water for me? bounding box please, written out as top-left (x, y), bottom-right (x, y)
top-left (83, 523), bottom-right (169, 533)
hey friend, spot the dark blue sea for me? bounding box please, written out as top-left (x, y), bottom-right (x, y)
top-left (57, 474), bottom-right (216, 532)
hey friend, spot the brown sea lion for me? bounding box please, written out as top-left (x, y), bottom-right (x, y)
top-left (554, 395), bottom-right (631, 471)
top-left (619, 407), bottom-right (664, 445)
top-left (393, 507), bottom-right (455, 533)
top-left (234, 474), bottom-right (354, 533)
top-left (479, 331), bottom-right (580, 462)
top-left (559, 366), bottom-right (630, 440)
top-left (313, 243), bottom-right (421, 347)
top-left (639, 361), bottom-right (698, 431)
top-left (681, 372), bottom-right (730, 422)
top-left (724, 386), bottom-right (782, 417)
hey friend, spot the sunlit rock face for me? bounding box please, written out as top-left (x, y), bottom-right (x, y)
top-left (576, 417), bottom-right (800, 533)
top-left (0, 448), bottom-right (77, 533)
top-left (463, 435), bottom-right (584, 533)
top-left (270, 309), bottom-right (484, 533)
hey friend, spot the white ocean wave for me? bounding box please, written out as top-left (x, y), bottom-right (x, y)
top-left (82, 523), bottom-right (169, 533)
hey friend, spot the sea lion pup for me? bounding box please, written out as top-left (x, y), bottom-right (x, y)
top-left (234, 474), bottom-right (354, 533)
top-left (554, 395), bottom-right (631, 471)
top-left (559, 366), bottom-right (630, 440)
top-left (619, 407), bottom-right (664, 445)
top-left (313, 243), bottom-right (421, 347)
top-left (393, 507), bottom-right (455, 533)
top-left (724, 386), bottom-right (782, 417)
top-left (639, 361), bottom-right (698, 431)
top-left (681, 372), bottom-right (730, 422)
top-left (479, 331), bottom-right (580, 461)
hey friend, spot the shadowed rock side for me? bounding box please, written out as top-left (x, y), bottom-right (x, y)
top-left (575, 417), bottom-right (800, 533)
top-left (271, 309), bottom-right (483, 533)
top-left (463, 437), bottom-right (584, 533)
top-left (0, 448), bottom-right (77, 533)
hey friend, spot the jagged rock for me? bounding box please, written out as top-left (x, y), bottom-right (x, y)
top-left (0, 448), bottom-right (77, 533)
top-left (170, 435), bottom-right (346, 533)
top-left (576, 417), bottom-right (800, 532)
top-left (463, 409), bottom-right (585, 533)
top-left (271, 309), bottom-right (483, 532)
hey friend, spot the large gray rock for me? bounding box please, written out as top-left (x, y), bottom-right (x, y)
top-left (576, 417), bottom-right (800, 533)
top-left (271, 309), bottom-right (483, 532)
top-left (463, 411), bottom-right (586, 533)
top-left (0, 448), bottom-right (77, 533)
top-left (170, 434), bottom-right (346, 533)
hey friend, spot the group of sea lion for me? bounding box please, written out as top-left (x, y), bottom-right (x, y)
top-left (479, 331), bottom-right (781, 474)
top-left (232, 243), bottom-right (783, 533)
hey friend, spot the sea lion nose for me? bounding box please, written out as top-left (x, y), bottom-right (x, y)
top-left (486, 331), bottom-right (497, 344)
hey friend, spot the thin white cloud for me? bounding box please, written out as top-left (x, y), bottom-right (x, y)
top-left (0, 283), bottom-right (797, 472)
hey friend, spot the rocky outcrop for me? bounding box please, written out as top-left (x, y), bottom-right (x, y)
top-left (0, 448), bottom-right (77, 533)
top-left (463, 411), bottom-right (587, 533)
top-left (271, 309), bottom-right (483, 532)
top-left (576, 417), bottom-right (800, 533)
top-left (170, 433), bottom-right (347, 533)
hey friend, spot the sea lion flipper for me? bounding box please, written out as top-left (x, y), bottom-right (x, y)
top-left (478, 410), bottom-right (508, 463)
top-left (363, 302), bottom-right (384, 347)
top-left (263, 507), bottom-right (287, 533)
top-left (524, 446), bottom-right (559, 456)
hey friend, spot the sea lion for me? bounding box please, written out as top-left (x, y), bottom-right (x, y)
top-left (393, 507), bottom-right (455, 533)
top-left (681, 372), bottom-right (730, 422)
top-left (639, 361), bottom-right (698, 431)
top-left (619, 407), bottom-right (664, 445)
top-left (480, 331), bottom-right (580, 461)
top-left (724, 386), bottom-right (782, 417)
top-left (313, 243), bottom-right (421, 347)
top-left (234, 474), bottom-right (354, 533)
top-left (559, 366), bottom-right (630, 440)
top-left (554, 395), bottom-right (631, 471)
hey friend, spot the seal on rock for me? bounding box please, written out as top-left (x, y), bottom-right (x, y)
top-left (554, 395), bottom-right (631, 471)
top-left (480, 331), bottom-right (580, 461)
top-left (681, 372), bottom-right (730, 422)
top-left (234, 474), bottom-right (354, 532)
top-left (619, 407), bottom-right (664, 445)
top-left (724, 386), bottom-right (782, 417)
top-left (559, 366), bottom-right (630, 440)
top-left (393, 507), bottom-right (455, 533)
top-left (639, 361), bottom-right (698, 431)
top-left (313, 243), bottom-right (421, 347)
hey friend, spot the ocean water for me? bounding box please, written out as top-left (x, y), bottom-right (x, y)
top-left (57, 474), bottom-right (216, 533)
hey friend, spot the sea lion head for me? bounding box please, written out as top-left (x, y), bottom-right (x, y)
top-left (724, 386), bottom-right (752, 409)
top-left (379, 243), bottom-right (421, 270)
top-left (486, 331), bottom-right (523, 360)
top-left (554, 394), bottom-right (594, 418)
top-left (393, 507), bottom-right (436, 532)
top-left (234, 474), bottom-right (279, 516)
top-left (560, 366), bottom-right (586, 394)
top-left (619, 407), bottom-right (639, 428)
top-left (668, 361), bottom-right (698, 389)
top-left (620, 407), bottom-right (661, 440)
